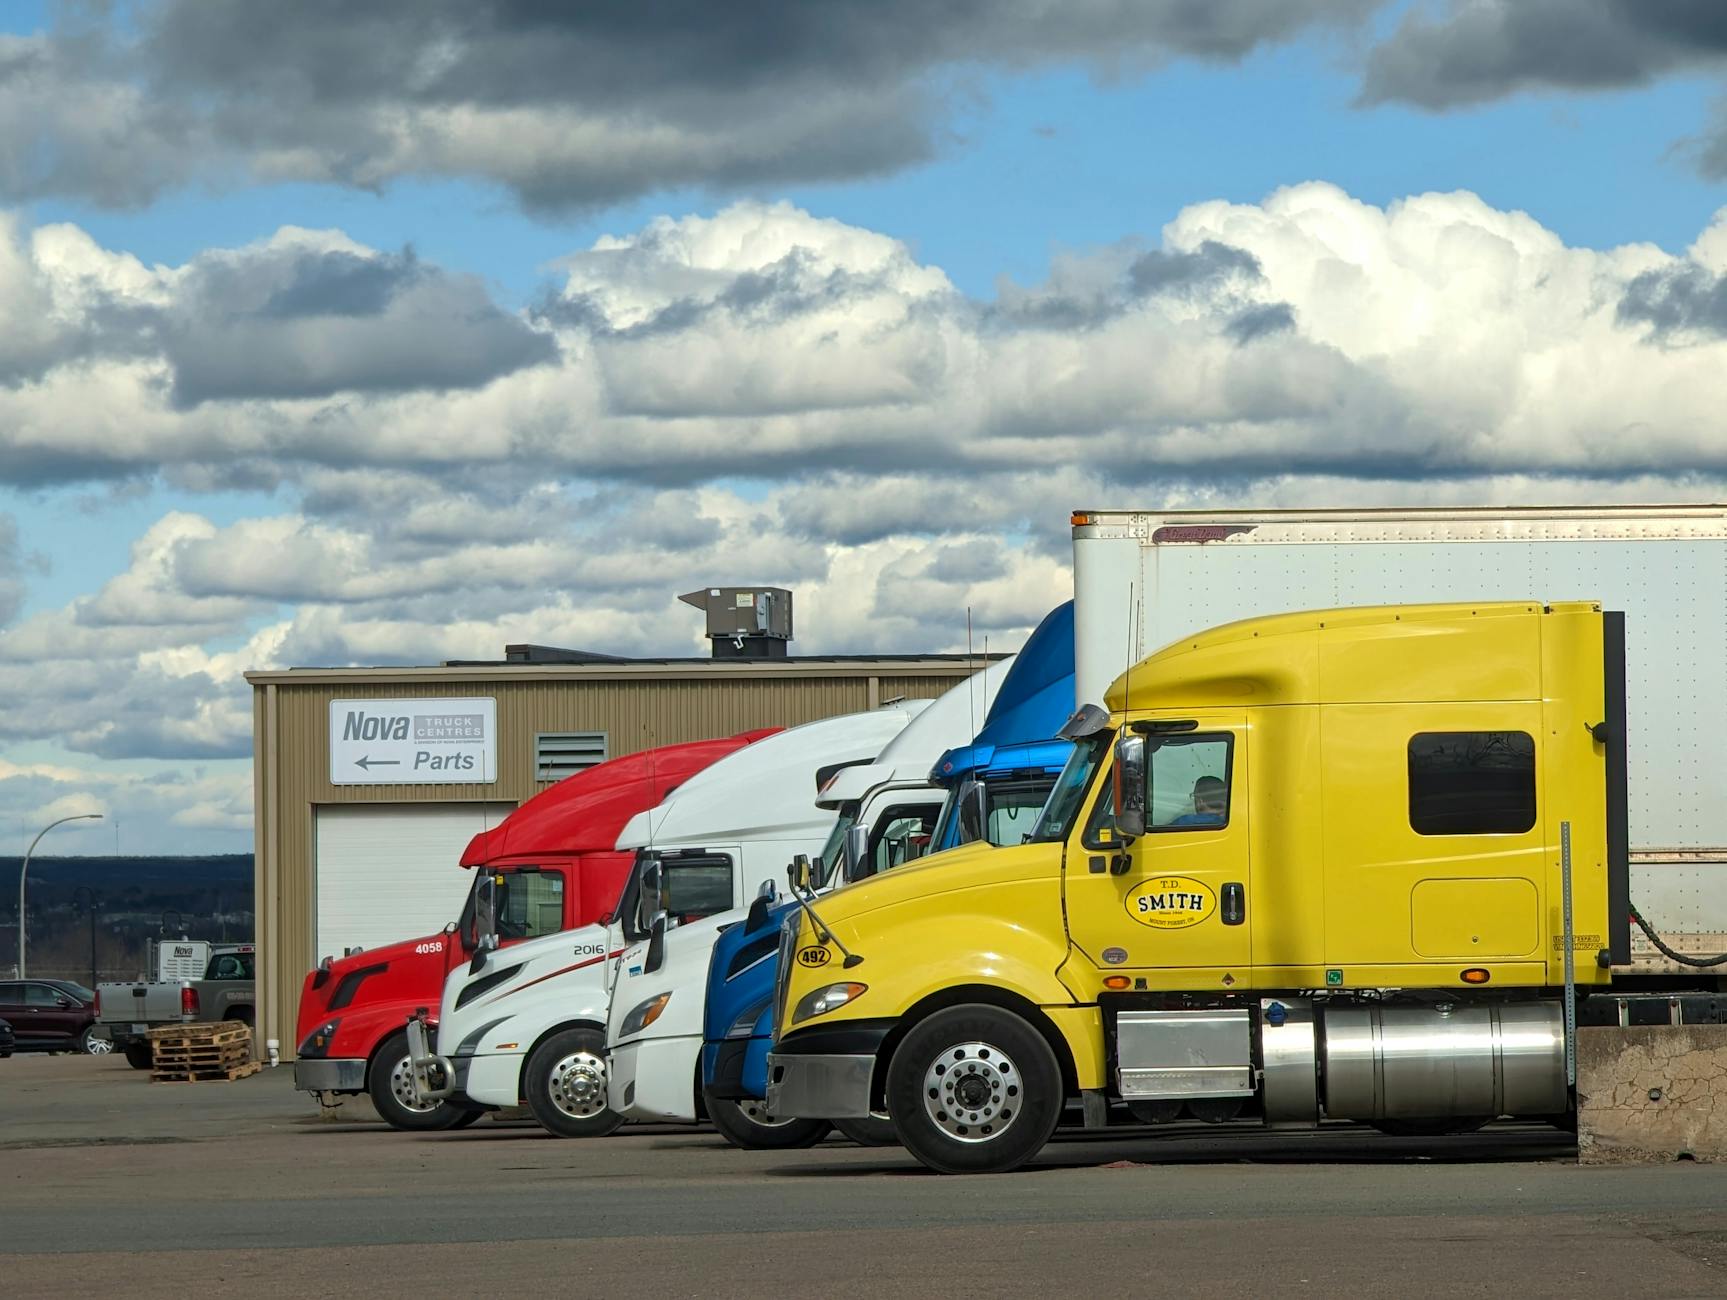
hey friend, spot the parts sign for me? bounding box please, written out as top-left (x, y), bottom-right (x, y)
top-left (329, 697), bottom-right (498, 785)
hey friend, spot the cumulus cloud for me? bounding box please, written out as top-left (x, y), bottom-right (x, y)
top-left (7, 183), bottom-right (1727, 845)
top-left (4, 1), bottom-right (1377, 211)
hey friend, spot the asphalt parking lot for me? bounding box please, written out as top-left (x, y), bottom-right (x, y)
top-left (3, 1053), bottom-right (1726, 1299)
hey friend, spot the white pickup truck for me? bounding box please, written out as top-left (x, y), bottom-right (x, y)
top-left (96, 944), bottom-right (257, 1069)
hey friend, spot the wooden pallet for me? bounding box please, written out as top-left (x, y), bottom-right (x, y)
top-left (145, 1020), bottom-right (255, 1082)
top-left (152, 1045), bottom-right (249, 1069)
top-left (146, 1021), bottom-right (250, 1049)
top-left (152, 1060), bottom-right (261, 1084)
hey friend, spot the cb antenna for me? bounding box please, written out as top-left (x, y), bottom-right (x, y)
top-left (1124, 583), bottom-right (1136, 712)
top-left (966, 606), bottom-right (976, 739)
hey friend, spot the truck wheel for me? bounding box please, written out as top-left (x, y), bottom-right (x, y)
top-left (369, 1031), bottom-right (472, 1132)
top-left (123, 1041), bottom-right (153, 1070)
top-left (79, 1027), bottom-right (114, 1055)
top-left (885, 1004), bottom-right (1062, 1175)
top-left (523, 1028), bottom-right (624, 1139)
top-left (831, 1113), bottom-right (898, 1146)
top-left (705, 1090), bottom-right (830, 1150)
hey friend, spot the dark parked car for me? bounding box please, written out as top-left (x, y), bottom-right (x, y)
top-left (0, 1017), bottom-right (14, 1057)
top-left (0, 979), bottom-right (108, 1054)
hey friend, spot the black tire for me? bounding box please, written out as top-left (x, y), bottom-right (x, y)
top-left (705, 1089), bottom-right (830, 1150)
top-left (522, 1028), bottom-right (625, 1139)
top-left (885, 1004), bottom-right (1063, 1175)
top-left (831, 1114), bottom-right (899, 1147)
top-left (447, 1107), bottom-right (486, 1130)
top-left (78, 1025), bottom-right (114, 1056)
top-left (368, 1031), bottom-right (472, 1132)
top-left (123, 1040), bottom-right (153, 1070)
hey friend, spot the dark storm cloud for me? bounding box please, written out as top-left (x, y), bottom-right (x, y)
top-left (1226, 302), bottom-right (1297, 344)
top-left (991, 239), bottom-right (1264, 330)
top-left (1618, 263), bottom-right (1727, 339)
top-left (160, 242), bottom-right (555, 405)
top-left (14, 0), bottom-right (1378, 210)
top-left (1359, 0), bottom-right (1727, 109)
top-left (1127, 241), bottom-right (1262, 296)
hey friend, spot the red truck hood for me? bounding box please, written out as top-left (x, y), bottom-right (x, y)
top-left (460, 728), bottom-right (777, 865)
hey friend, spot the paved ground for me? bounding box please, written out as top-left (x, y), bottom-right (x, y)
top-left (3, 1053), bottom-right (1726, 1298)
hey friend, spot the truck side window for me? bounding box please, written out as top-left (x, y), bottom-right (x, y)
top-left (869, 805), bottom-right (940, 876)
top-left (1148, 736), bottom-right (1233, 832)
top-left (1408, 731), bottom-right (1536, 835)
top-left (495, 869), bottom-right (567, 940)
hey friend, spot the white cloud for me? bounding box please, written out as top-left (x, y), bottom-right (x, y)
top-left (6, 184), bottom-right (1727, 846)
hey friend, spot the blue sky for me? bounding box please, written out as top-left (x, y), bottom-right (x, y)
top-left (2, 1), bottom-right (1726, 851)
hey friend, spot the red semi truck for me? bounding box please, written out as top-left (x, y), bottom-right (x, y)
top-left (292, 730), bottom-right (775, 1129)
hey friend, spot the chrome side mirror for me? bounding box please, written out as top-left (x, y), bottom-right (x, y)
top-left (1113, 734), bottom-right (1147, 840)
top-left (841, 824), bottom-right (869, 882)
top-left (635, 861), bottom-right (662, 937)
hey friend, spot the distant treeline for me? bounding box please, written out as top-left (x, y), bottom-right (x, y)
top-left (0, 855), bottom-right (253, 984)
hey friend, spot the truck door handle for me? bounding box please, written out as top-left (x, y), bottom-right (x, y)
top-left (1222, 882), bottom-right (1245, 926)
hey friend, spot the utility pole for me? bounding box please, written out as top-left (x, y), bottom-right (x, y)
top-left (17, 813), bottom-right (102, 979)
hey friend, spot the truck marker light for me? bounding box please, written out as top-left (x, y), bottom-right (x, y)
top-left (494, 1042), bottom-right (518, 1050)
top-left (1460, 968), bottom-right (1491, 984)
top-left (1103, 976), bottom-right (1131, 990)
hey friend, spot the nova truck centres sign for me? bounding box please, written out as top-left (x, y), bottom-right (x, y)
top-left (329, 698), bottom-right (498, 785)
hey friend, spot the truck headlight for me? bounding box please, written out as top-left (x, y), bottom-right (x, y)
top-left (791, 982), bottom-right (867, 1026)
top-left (726, 997), bottom-right (771, 1040)
top-left (297, 1019), bottom-right (341, 1058)
top-left (620, 992), bottom-right (671, 1038)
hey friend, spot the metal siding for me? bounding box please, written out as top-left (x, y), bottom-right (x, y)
top-left (253, 662), bottom-right (979, 1054)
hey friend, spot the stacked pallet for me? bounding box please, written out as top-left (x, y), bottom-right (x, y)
top-left (147, 1021), bottom-right (260, 1083)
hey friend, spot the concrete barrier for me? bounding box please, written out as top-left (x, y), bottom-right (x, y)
top-left (1577, 1025), bottom-right (1727, 1163)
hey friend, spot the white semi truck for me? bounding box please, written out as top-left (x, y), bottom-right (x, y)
top-left (406, 700), bottom-right (931, 1136)
top-left (1071, 504), bottom-right (1727, 975)
top-left (604, 662), bottom-right (1009, 1146)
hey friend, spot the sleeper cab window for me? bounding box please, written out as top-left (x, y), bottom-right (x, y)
top-left (1407, 730), bottom-right (1536, 835)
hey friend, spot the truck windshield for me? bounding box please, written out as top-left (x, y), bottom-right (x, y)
top-left (813, 805), bottom-right (859, 889)
top-left (1029, 733), bottom-right (1110, 842)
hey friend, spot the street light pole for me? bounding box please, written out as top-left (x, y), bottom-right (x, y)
top-left (17, 813), bottom-right (102, 979)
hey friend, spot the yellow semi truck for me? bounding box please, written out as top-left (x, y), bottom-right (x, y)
top-left (766, 600), bottom-right (1633, 1173)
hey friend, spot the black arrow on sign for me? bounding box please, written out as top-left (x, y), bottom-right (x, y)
top-left (354, 756), bottom-right (401, 770)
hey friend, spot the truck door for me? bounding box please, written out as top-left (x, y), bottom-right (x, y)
top-left (1064, 715), bottom-right (1252, 982)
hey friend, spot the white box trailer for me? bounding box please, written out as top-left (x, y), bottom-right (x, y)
top-left (1071, 504), bottom-right (1727, 977)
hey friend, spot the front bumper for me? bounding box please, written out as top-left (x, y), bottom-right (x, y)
top-left (765, 1053), bottom-right (875, 1120)
top-left (610, 1035), bottom-right (702, 1123)
top-left (294, 1058), bottom-right (366, 1092)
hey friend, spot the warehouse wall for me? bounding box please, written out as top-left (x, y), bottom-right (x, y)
top-left (252, 668), bottom-right (977, 1056)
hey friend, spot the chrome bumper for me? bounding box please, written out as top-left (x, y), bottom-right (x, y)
top-left (293, 1058), bottom-right (366, 1092)
top-left (404, 1017), bottom-right (455, 1103)
top-left (765, 1052), bottom-right (875, 1120)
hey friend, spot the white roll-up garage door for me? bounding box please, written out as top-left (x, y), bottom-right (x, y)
top-left (314, 803), bottom-right (516, 960)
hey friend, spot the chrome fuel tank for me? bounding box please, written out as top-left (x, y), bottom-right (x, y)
top-left (1320, 1003), bottom-right (1566, 1121)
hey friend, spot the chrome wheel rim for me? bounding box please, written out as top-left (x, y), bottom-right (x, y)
top-left (390, 1053), bottom-right (440, 1114)
top-left (548, 1050), bottom-right (607, 1120)
top-left (922, 1040), bottom-right (1018, 1143)
top-left (735, 1097), bottom-right (798, 1130)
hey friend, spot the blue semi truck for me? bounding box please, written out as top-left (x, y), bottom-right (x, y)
top-left (698, 601), bottom-right (1076, 1148)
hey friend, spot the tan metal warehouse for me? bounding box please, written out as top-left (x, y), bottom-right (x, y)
top-left (246, 648), bottom-right (997, 1057)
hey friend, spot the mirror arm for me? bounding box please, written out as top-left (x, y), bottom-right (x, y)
top-left (788, 879), bottom-right (863, 969)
